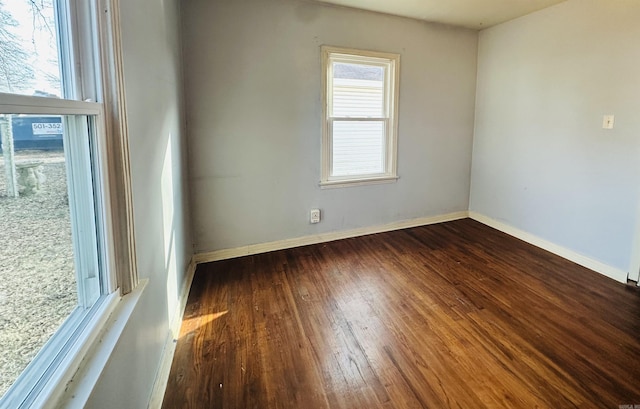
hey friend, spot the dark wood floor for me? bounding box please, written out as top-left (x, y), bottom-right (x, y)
top-left (162, 219), bottom-right (640, 408)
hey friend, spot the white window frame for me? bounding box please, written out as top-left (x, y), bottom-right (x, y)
top-left (0, 0), bottom-right (137, 407)
top-left (321, 46), bottom-right (400, 188)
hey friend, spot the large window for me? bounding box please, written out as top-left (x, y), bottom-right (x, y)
top-left (0, 0), bottom-right (134, 407)
top-left (321, 46), bottom-right (400, 187)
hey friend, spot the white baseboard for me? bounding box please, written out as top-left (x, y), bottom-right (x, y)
top-left (193, 211), bottom-right (469, 264)
top-left (169, 256), bottom-right (198, 337)
top-left (469, 211), bottom-right (628, 284)
top-left (147, 256), bottom-right (198, 409)
top-left (629, 211), bottom-right (640, 283)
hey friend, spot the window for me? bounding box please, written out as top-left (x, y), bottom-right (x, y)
top-left (321, 46), bottom-right (400, 187)
top-left (0, 0), bottom-right (135, 407)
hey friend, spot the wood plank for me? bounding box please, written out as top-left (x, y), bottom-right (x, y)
top-left (162, 219), bottom-right (640, 408)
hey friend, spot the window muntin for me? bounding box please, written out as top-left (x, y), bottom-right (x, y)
top-left (322, 46), bottom-right (400, 187)
top-left (0, 0), bottom-right (123, 406)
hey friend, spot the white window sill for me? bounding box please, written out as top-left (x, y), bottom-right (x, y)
top-left (320, 175), bottom-right (398, 189)
top-left (39, 279), bottom-right (148, 409)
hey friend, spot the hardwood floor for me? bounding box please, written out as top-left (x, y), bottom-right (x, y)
top-left (162, 219), bottom-right (640, 408)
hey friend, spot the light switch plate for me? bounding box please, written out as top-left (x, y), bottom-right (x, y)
top-left (603, 115), bottom-right (615, 129)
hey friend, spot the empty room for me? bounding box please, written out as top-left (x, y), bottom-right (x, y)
top-left (1, 0), bottom-right (639, 408)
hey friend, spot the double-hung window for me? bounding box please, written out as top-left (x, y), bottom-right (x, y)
top-left (321, 46), bottom-right (400, 187)
top-left (0, 0), bottom-right (135, 407)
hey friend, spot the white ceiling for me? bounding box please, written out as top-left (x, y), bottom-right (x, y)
top-left (314, 0), bottom-right (567, 29)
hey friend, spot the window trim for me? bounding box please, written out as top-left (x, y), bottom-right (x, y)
top-left (96, 0), bottom-right (138, 295)
top-left (320, 45), bottom-right (400, 188)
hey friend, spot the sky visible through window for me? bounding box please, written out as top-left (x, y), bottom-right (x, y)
top-left (0, 0), bottom-right (61, 96)
top-left (333, 62), bottom-right (383, 81)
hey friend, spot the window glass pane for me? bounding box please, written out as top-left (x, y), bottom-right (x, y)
top-left (332, 120), bottom-right (384, 176)
top-left (332, 62), bottom-right (384, 118)
top-left (0, 112), bottom-right (100, 400)
top-left (0, 0), bottom-right (62, 97)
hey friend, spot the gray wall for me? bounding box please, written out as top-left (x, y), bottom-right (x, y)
top-left (182, 0), bottom-right (478, 253)
top-left (85, 0), bottom-right (192, 406)
top-left (470, 0), bottom-right (640, 272)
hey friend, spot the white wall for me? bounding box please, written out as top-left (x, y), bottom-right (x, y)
top-left (182, 0), bottom-right (478, 253)
top-left (84, 0), bottom-right (192, 406)
top-left (470, 0), bottom-right (640, 274)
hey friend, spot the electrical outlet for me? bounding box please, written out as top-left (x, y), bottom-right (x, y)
top-left (310, 209), bottom-right (321, 224)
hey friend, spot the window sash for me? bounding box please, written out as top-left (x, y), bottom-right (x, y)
top-left (328, 58), bottom-right (391, 119)
top-left (0, 108), bottom-right (111, 407)
top-left (328, 118), bottom-right (390, 179)
top-left (0, 94), bottom-right (102, 116)
top-left (63, 115), bottom-right (103, 307)
top-left (0, 94), bottom-right (110, 299)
